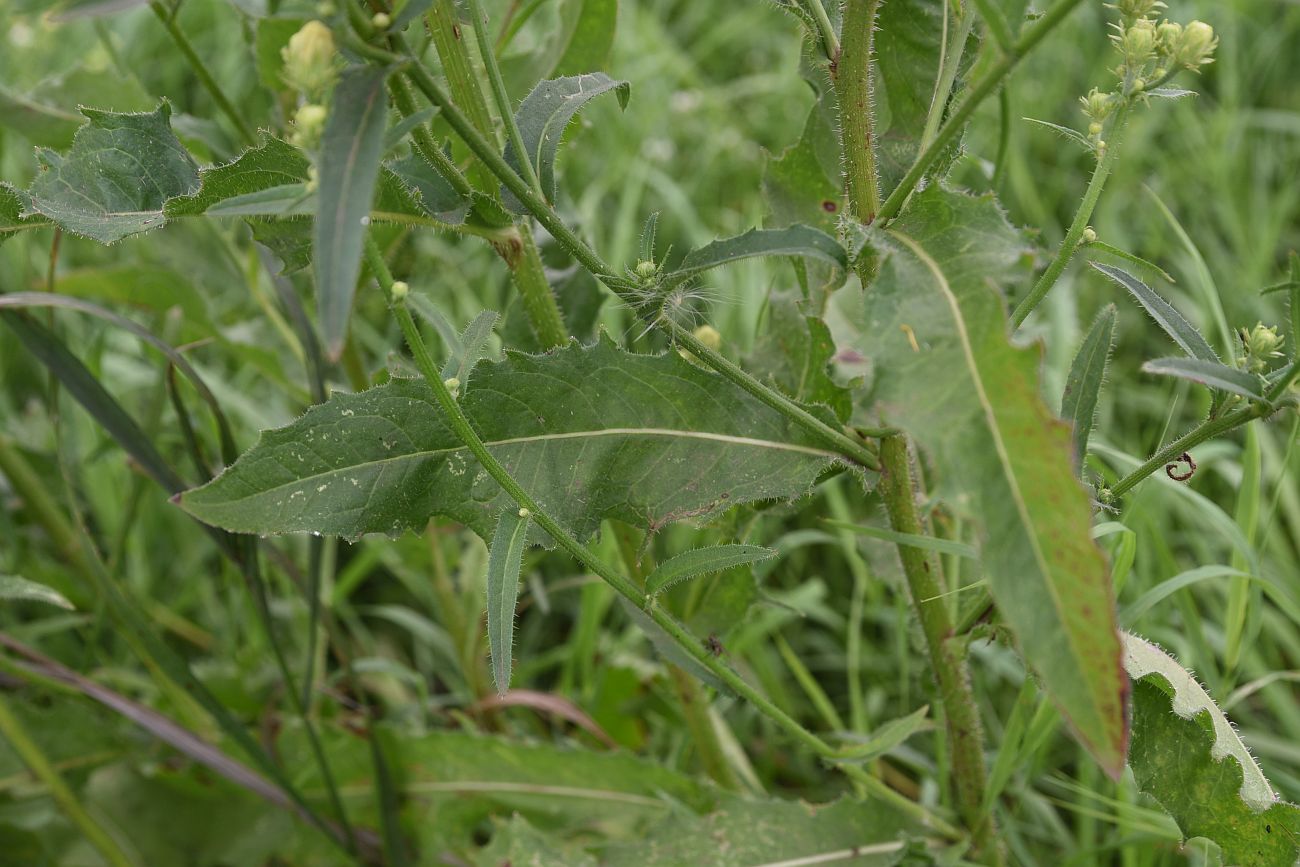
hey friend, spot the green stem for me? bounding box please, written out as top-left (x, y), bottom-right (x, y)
top-left (464, 0), bottom-right (545, 200)
top-left (364, 237), bottom-right (834, 759)
top-left (835, 0), bottom-right (883, 223)
top-left (148, 2), bottom-right (255, 146)
top-left (0, 696), bottom-right (136, 867)
top-left (1010, 103), bottom-right (1130, 327)
top-left (0, 436), bottom-right (86, 570)
top-left (387, 75), bottom-right (476, 201)
top-left (875, 0), bottom-right (1088, 224)
top-left (426, 0), bottom-right (500, 191)
top-left (801, 0), bottom-right (840, 62)
top-left (667, 320), bottom-right (880, 471)
top-left (918, 4), bottom-right (976, 154)
top-left (1107, 363), bottom-right (1300, 499)
top-left (878, 437), bottom-right (999, 863)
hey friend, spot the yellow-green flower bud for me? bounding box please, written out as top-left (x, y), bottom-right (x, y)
top-left (1079, 88), bottom-right (1115, 122)
top-left (1107, 0), bottom-right (1165, 22)
top-left (1175, 20), bottom-right (1217, 69)
top-left (281, 21), bottom-right (337, 97)
top-left (390, 280), bottom-right (410, 302)
top-left (290, 102), bottom-right (328, 150)
top-left (1082, 227), bottom-right (1098, 244)
top-left (443, 376), bottom-right (460, 398)
top-left (1240, 322), bottom-right (1284, 372)
top-left (634, 259), bottom-right (657, 280)
top-left (693, 324), bottom-right (722, 352)
top-left (371, 12), bottom-right (391, 30)
top-left (1155, 20), bottom-right (1182, 56)
top-left (517, 507), bottom-right (530, 518)
top-left (1119, 18), bottom-right (1158, 67)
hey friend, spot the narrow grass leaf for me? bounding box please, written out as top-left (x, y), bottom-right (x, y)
top-left (646, 544), bottom-right (775, 596)
top-left (821, 520), bottom-right (979, 560)
top-left (502, 72), bottom-right (629, 210)
top-left (0, 575), bottom-right (75, 610)
top-left (1124, 633), bottom-right (1300, 865)
top-left (1062, 304), bottom-right (1117, 472)
top-left (316, 66), bottom-right (392, 360)
top-left (1092, 263), bottom-right (1219, 362)
top-left (488, 508), bottom-right (531, 696)
top-left (1142, 357), bottom-right (1263, 400)
top-left (1120, 565), bottom-right (1250, 625)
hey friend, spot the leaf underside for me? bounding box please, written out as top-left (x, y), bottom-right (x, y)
top-left (834, 186), bottom-right (1128, 776)
top-left (181, 336), bottom-right (847, 544)
top-left (1124, 633), bottom-right (1300, 866)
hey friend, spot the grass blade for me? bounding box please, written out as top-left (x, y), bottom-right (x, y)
top-left (821, 519), bottom-right (979, 560)
top-left (488, 507), bottom-right (531, 695)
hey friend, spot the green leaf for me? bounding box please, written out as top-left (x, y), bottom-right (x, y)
top-left (180, 336), bottom-right (843, 543)
top-left (0, 183), bottom-right (38, 246)
top-left (551, 0), bottom-right (618, 77)
top-left (1092, 263), bottom-right (1220, 363)
top-left (873, 0), bottom-right (978, 195)
top-left (479, 815), bottom-right (598, 867)
top-left (441, 310), bottom-right (499, 387)
top-left (645, 544), bottom-right (775, 596)
top-left (1142, 357), bottom-right (1264, 400)
top-left (834, 187), bottom-right (1127, 776)
top-left (830, 705), bottom-right (931, 763)
top-left (165, 136), bottom-right (309, 216)
top-left (1022, 117), bottom-right (1095, 153)
top-left (822, 520), bottom-right (979, 560)
top-left (387, 152), bottom-right (471, 222)
top-left (763, 99), bottom-right (842, 233)
top-left (1084, 240), bottom-right (1177, 284)
top-left (744, 290), bottom-right (852, 422)
top-left (502, 72), bottom-right (630, 210)
top-left (602, 794), bottom-right (919, 866)
top-left (1061, 304), bottom-right (1117, 473)
top-left (667, 225), bottom-right (848, 288)
top-left (48, 0), bottom-right (148, 21)
top-left (0, 575), bottom-right (74, 610)
top-left (487, 507), bottom-right (530, 696)
top-left (24, 102), bottom-right (200, 244)
top-left (1124, 633), bottom-right (1300, 866)
top-left (316, 66), bottom-right (393, 360)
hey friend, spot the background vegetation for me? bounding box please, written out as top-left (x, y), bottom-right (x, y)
top-left (0, 0), bottom-right (1298, 864)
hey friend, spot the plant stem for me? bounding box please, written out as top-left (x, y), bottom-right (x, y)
top-left (464, 0), bottom-right (546, 200)
top-left (918, 4), bottom-right (976, 154)
top-left (801, 0), bottom-right (840, 62)
top-left (1010, 103), bottom-right (1130, 327)
top-left (667, 320), bottom-right (880, 471)
top-left (835, 0), bottom-right (883, 223)
top-left (426, 0), bottom-right (498, 191)
top-left (1107, 362), bottom-right (1300, 499)
top-left (0, 696), bottom-right (136, 867)
top-left (878, 437), bottom-right (999, 863)
top-left (495, 225), bottom-right (569, 349)
top-left (875, 0), bottom-right (1088, 224)
top-left (148, 2), bottom-right (255, 147)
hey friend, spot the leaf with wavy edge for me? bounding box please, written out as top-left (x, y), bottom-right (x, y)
top-left (832, 186), bottom-right (1127, 776)
top-left (1124, 633), bottom-right (1300, 866)
top-left (180, 335), bottom-right (846, 543)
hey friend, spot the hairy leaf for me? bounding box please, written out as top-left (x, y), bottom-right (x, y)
top-left (0, 183), bottom-right (37, 246)
top-left (1124, 633), bottom-right (1300, 866)
top-left (502, 72), bottom-right (629, 210)
top-left (763, 100), bottom-right (842, 232)
top-left (0, 575), bottom-right (74, 610)
top-left (487, 508), bottom-right (530, 695)
top-left (1092, 263), bottom-right (1219, 363)
top-left (551, 0), bottom-right (618, 77)
top-left (744, 290), bottom-right (852, 422)
top-left (668, 225), bottom-right (847, 288)
top-left (386, 152), bottom-right (470, 223)
top-left (1142, 357), bottom-right (1264, 400)
top-left (1062, 304), bottom-right (1117, 472)
top-left (165, 136), bottom-right (309, 216)
top-left (645, 544), bottom-right (775, 596)
top-left (830, 705), bottom-right (931, 764)
top-left (180, 336), bottom-right (845, 543)
top-left (316, 66), bottom-right (392, 360)
top-left (441, 310), bottom-right (499, 388)
top-left (24, 102), bottom-right (199, 244)
top-left (833, 186), bottom-right (1127, 775)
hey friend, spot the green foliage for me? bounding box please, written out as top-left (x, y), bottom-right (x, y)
top-left (1062, 304), bottom-right (1117, 472)
top-left (487, 506), bottom-right (530, 694)
top-left (835, 186), bottom-right (1128, 775)
top-left (645, 544), bottom-right (775, 596)
top-left (0, 575), bottom-right (74, 609)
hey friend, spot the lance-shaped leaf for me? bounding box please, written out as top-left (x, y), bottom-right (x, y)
top-left (646, 544), bottom-right (775, 596)
top-left (1092, 263), bottom-right (1219, 363)
top-left (0, 575), bottom-right (74, 610)
top-left (829, 705), bottom-right (930, 764)
top-left (1062, 304), bottom-right (1117, 472)
top-left (180, 336), bottom-right (845, 543)
top-left (833, 187), bottom-right (1128, 776)
top-left (487, 507), bottom-right (531, 695)
top-left (502, 72), bottom-right (629, 211)
top-left (666, 226), bottom-right (847, 289)
top-left (316, 66), bottom-right (392, 360)
top-left (440, 310), bottom-right (499, 388)
top-left (1123, 633), bottom-right (1300, 866)
top-left (1142, 357), bottom-right (1264, 400)
top-left (165, 136), bottom-right (310, 216)
top-left (24, 102), bottom-right (199, 244)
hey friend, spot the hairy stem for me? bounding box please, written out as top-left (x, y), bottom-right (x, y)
top-left (801, 0), bottom-right (841, 62)
top-left (426, 0), bottom-right (498, 191)
top-left (149, 2), bottom-right (255, 146)
top-left (875, 0), bottom-right (1088, 224)
top-left (1011, 103), bottom-right (1130, 327)
top-left (835, 0), bottom-right (883, 223)
top-left (878, 437), bottom-right (999, 863)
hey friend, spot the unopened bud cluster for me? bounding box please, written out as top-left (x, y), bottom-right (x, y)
top-left (1239, 323), bottom-right (1285, 374)
top-left (281, 21), bottom-right (339, 152)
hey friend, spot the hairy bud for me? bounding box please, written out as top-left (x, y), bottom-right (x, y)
top-left (281, 21), bottom-right (337, 97)
top-left (1175, 20), bottom-right (1217, 70)
top-left (290, 103), bottom-right (328, 150)
top-left (1240, 323), bottom-right (1284, 373)
top-left (692, 324), bottom-right (722, 352)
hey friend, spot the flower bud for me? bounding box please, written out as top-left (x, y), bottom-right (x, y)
top-left (281, 21), bottom-right (337, 97)
top-left (1155, 20), bottom-right (1182, 56)
top-left (1175, 20), bottom-right (1217, 69)
top-left (371, 12), bottom-right (391, 30)
top-left (443, 376), bottom-right (460, 398)
top-left (390, 280), bottom-right (409, 302)
top-left (692, 324), bottom-right (722, 352)
top-left (634, 259), bottom-right (657, 280)
top-left (1240, 322), bottom-right (1284, 372)
top-left (517, 507), bottom-right (530, 518)
top-left (1108, 0), bottom-right (1165, 22)
top-left (1119, 18), bottom-right (1158, 67)
top-left (290, 102), bottom-right (328, 150)
top-left (1079, 88), bottom-right (1115, 122)
top-left (1082, 227), bottom-right (1098, 244)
